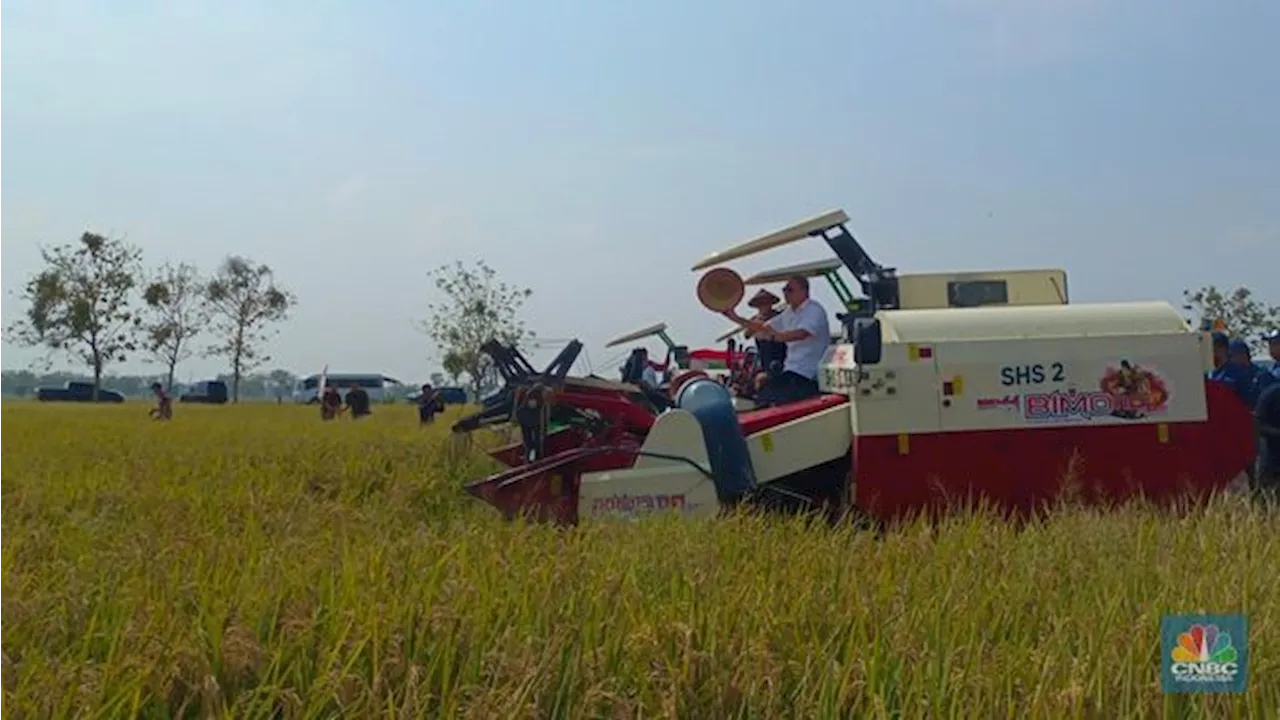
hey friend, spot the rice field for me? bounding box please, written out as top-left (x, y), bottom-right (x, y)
top-left (2, 401), bottom-right (1278, 718)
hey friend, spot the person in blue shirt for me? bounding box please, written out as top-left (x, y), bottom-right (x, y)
top-left (1255, 380), bottom-right (1280, 496)
top-left (1258, 329), bottom-right (1280, 392)
top-left (1211, 338), bottom-right (1261, 408)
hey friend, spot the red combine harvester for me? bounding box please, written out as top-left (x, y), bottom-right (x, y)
top-left (455, 210), bottom-right (1258, 526)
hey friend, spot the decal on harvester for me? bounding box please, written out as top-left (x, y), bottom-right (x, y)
top-left (822, 366), bottom-right (857, 392)
top-left (1021, 360), bottom-right (1170, 422)
top-left (976, 394), bottom-right (1020, 410)
top-left (907, 344), bottom-right (934, 361)
top-left (590, 493), bottom-right (697, 515)
top-left (1098, 359), bottom-right (1170, 419)
top-left (999, 362), bottom-right (1066, 386)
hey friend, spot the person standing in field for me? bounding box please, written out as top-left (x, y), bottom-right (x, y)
top-left (345, 381), bottom-right (372, 419)
top-left (418, 383), bottom-right (443, 425)
top-left (1255, 380), bottom-right (1280, 499)
top-left (148, 382), bottom-right (173, 420)
top-left (320, 385), bottom-right (343, 420)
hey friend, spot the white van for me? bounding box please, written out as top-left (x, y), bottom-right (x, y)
top-left (292, 374), bottom-right (403, 404)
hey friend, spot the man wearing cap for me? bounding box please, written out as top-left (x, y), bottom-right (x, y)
top-left (1210, 338), bottom-right (1262, 408)
top-left (1261, 330), bottom-right (1280, 385)
top-left (723, 275), bottom-right (830, 406)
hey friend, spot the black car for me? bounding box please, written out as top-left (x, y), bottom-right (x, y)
top-left (179, 380), bottom-right (229, 404)
top-left (406, 386), bottom-right (469, 405)
top-left (35, 381), bottom-right (126, 403)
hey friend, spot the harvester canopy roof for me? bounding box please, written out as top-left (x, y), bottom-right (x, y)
top-left (877, 301), bottom-right (1190, 344)
top-left (605, 322), bottom-right (668, 348)
top-left (690, 209), bottom-right (850, 271)
top-left (744, 258), bottom-right (844, 285)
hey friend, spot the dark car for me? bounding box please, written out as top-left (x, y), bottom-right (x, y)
top-left (35, 381), bottom-right (126, 403)
top-left (179, 380), bottom-right (229, 404)
top-left (406, 386), bottom-right (469, 405)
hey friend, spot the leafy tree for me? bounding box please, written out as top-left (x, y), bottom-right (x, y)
top-left (441, 350), bottom-right (467, 386)
top-left (1182, 285), bottom-right (1280, 353)
top-left (204, 256), bottom-right (296, 403)
top-left (419, 260), bottom-right (533, 397)
top-left (3, 231), bottom-right (143, 399)
top-left (141, 261), bottom-right (209, 392)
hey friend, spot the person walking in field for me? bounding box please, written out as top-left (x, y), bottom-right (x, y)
top-left (320, 385), bottom-right (343, 420)
top-left (418, 383), bottom-right (444, 425)
top-left (149, 382), bottom-right (172, 420)
top-left (345, 381), bottom-right (372, 419)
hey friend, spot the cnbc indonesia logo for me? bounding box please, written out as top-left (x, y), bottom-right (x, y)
top-left (1169, 623), bottom-right (1240, 686)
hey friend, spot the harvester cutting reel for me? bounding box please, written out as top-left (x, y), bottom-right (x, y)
top-left (450, 339), bottom-right (668, 463)
top-left (451, 339), bottom-right (583, 454)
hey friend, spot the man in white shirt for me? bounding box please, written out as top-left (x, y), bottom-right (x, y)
top-left (723, 275), bottom-right (830, 406)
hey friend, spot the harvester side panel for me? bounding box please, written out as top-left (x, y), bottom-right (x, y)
top-left (930, 333), bottom-right (1208, 435)
top-left (852, 380), bottom-right (1257, 523)
top-left (740, 397), bottom-right (852, 484)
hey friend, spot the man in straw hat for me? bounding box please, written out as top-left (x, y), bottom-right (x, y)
top-left (723, 275), bottom-right (830, 407)
top-left (743, 289), bottom-right (786, 394)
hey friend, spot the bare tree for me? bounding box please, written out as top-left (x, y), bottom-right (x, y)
top-left (204, 256), bottom-right (296, 403)
top-left (4, 231), bottom-right (143, 399)
top-left (141, 262), bottom-right (209, 392)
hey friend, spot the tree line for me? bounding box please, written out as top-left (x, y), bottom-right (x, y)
top-left (4, 232), bottom-right (539, 403)
top-left (5, 232), bottom-right (296, 402)
top-left (7, 232), bottom-right (1271, 406)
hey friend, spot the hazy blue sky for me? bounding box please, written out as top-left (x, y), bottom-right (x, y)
top-left (4, 0), bottom-right (1277, 384)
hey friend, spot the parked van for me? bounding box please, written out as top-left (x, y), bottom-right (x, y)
top-left (292, 374), bottom-right (402, 404)
top-left (179, 380), bottom-right (229, 404)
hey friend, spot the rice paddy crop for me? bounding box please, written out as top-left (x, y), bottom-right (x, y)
top-left (3, 401), bottom-right (1278, 718)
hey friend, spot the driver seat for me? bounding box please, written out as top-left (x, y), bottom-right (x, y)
top-left (621, 348), bottom-right (672, 413)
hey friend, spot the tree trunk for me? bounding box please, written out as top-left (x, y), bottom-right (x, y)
top-left (92, 355), bottom-right (103, 402)
top-left (232, 327), bottom-right (244, 403)
top-left (166, 360), bottom-right (177, 394)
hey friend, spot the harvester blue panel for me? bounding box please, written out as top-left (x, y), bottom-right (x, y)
top-left (675, 378), bottom-right (757, 504)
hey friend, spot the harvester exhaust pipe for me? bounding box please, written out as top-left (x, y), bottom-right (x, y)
top-left (674, 377), bottom-right (757, 506)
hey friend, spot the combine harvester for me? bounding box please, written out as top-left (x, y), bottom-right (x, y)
top-left (454, 209), bottom-right (1257, 527)
top-left (604, 322), bottom-right (739, 385)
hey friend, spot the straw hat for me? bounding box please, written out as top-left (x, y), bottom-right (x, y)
top-left (748, 289), bottom-right (780, 308)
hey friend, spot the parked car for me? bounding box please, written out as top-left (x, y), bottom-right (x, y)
top-left (406, 386), bottom-right (469, 405)
top-left (179, 380), bottom-right (229, 404)
top-left (35, 381), bottom-right (125, 403)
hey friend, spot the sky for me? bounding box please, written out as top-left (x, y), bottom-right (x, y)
top-left (3, 0), bottom-right (1277, 384)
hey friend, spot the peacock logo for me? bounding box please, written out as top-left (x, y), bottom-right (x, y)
top-left (1171, 624), bottom-right (1238, 664)
top-left (1162, 614), bottom-right (1248, 693)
